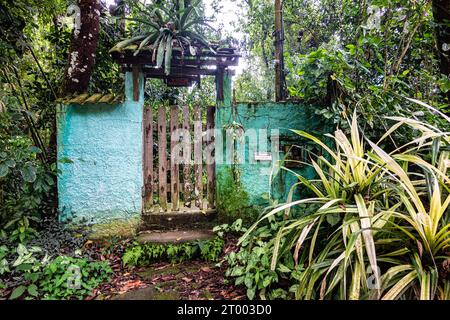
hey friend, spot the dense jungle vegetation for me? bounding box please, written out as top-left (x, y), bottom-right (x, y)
top-left (0, 0), bottom-right (449, 300)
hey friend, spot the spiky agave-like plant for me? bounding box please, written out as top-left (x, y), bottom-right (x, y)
top-left (110, 0), bottom-right (215, 75)
top-left (238, 112), bottom-right (450, 300)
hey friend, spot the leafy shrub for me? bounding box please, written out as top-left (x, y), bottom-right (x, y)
top-left (39, 256), bottom-right (112, 300)
top-left (224, 219), bottom-right (286, 300)
top-left (213, 219), bottom-right (247, 237)
top-left (123, 237), bottom-right (225, 267)
top-left (0, 136), bottom-right (55, 242)
top-left (0, 244), bottom-right (112, 300)
top-left (287, 44), bottom-right (450, 149)
top-left (228, 112), bottom-right (450, 300)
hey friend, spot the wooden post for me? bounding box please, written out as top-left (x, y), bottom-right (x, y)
top-left (182, 105), bottom-right (192, 206)
top-left (206, 106), bottom-right (216, 208)
top-left (274, 0), bottom-right (286, 102)
top-left (193, 106), bottom-right (203, 208)
top-left (216, 67), bottom-right (225, 102)
top-left (158, 106), bottom-right (167, 211)
top-left (170, 105), bottom-right (180, 211)
top-left (143, 106), bottom-right (153, 207)
top-left (132, 66), bottom-right (140, 101)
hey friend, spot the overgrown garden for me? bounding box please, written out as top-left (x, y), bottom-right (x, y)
top-left (0, 0), bottom-right (449, 300)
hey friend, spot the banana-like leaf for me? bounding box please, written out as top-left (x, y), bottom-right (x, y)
top-left (151, 32), bottom-right (165, 61)
top-left (183, 18), bottom-right (217, 32)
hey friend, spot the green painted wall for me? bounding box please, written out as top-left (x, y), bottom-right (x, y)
top-left (215, 73), bottom-right (331, 221)
top-left (57, 72), bottom-right (144, 227)
top-left (57, 68), bottom-right (330, 229)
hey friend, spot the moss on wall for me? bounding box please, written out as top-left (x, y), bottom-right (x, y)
top-left (215, 100), bottom-right (333, 222)
top-left (87, 217), bottom-right (141, 240)
top-left (215, 167), bottom-right (258, 225)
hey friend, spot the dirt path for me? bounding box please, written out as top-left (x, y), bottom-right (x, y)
top-left (86, 238), bottom-right (246, 300)
top-left (92, 261), bottom-right (245, 300)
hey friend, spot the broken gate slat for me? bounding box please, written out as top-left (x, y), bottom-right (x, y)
top-left (158, 106), bottom-right (167, 210)
top-left (170, 105), bottom-right (180, 211)
top-left (182, 105), bottom-right (192, 206)
top-left (206, 106), bottom-right (215, 208)
top-left (143, 107), bottom-right (153, 206)
top-left (193, 106), bottom-right (203, 208)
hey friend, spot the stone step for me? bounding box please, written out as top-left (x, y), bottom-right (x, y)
top-left (140, 210), bottom-right (217, 231)
top-left (137, 230), bottom-right (215, 244)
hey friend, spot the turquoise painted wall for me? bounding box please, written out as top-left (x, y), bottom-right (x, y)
top-left (57, 72), bottom-right (144, 225)
top-left (215, 73), bottom-right (331, 220)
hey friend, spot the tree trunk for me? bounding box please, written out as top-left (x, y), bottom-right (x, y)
top-left (274, 0), bottom-right (286, 102)
top-left (432, 0), bottom-right (450, 103)
top-left (60, 0), bottom-right (102, 95)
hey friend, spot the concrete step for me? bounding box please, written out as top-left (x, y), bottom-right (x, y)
top-left (137, 229), bottom-right (215, 244)
top-left (140, 209), bottom-right (217, 231)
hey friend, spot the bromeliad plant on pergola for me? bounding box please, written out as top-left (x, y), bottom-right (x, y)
top-left (110, 0), bottom-right (216, 76)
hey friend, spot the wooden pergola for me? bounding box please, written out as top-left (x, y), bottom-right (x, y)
top-left (111, 46), bottom-right (240, 101)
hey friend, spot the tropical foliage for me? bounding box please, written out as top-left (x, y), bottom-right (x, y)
top-left (227, 110), bottom-right (450, 300)
top-left (230, 0), bottom-right (450, 147)
top-left (1, 0), bottom-right (450, 302)
top-left (111, 0), bottom-right (216, 75)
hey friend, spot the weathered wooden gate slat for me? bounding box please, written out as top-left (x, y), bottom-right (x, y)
top-left (143, 107), bottom-right (153, 206)
top-left (193, 106), bottom-right (203, 208)
top-left (182, 105), bottom-right (192, 206)
top-left (206, 106), bottom-right (215, 208)
top-left (170, 105), bottom-right (180, 211)
top-left (158, 107), bottom-right (167, 210)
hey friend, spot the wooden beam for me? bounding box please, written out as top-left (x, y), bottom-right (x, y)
top-left (112, 50), bottom-right (241, 61)
top-left (142, 67), bottom-right (221, 76)
top-left (122, 66), bottom-right (236, 78)
top-left (113, 54), bottom-right (239, 67)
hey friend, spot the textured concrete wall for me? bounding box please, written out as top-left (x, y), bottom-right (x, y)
top-left (216, 102), bottom-right (328, 206)
top-left (215, 73), bottom-right (331, 219)
top-left (57, 72), bottom-right (144, 226)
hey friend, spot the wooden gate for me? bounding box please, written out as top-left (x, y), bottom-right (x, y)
top-left (143, 105), bottom-right (216, 214)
